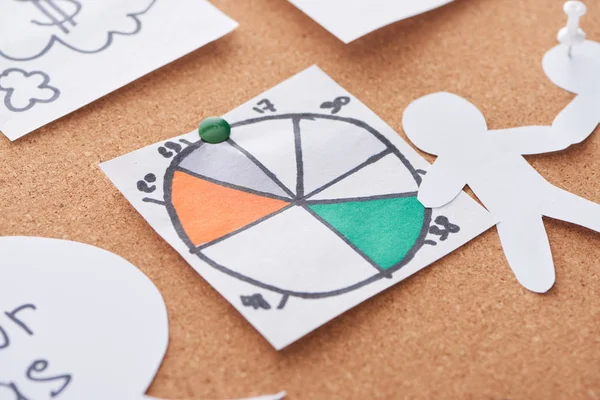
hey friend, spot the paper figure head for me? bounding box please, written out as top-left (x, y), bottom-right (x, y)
top-left (0, 237), bottom-right (168, 399)
top-left (543, 40), bottom-right (600, 94)
top-left (402, 92), bottom-right (487, 156)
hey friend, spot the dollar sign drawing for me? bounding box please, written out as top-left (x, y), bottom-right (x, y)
top-left (23, 0), bottom-right (82, 34)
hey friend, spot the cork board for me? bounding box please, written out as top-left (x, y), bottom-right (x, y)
top-left (1, 0), bottom-right (599, 398)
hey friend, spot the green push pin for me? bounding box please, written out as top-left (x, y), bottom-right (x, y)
top-left (198, 117), bottom-right (231, 144)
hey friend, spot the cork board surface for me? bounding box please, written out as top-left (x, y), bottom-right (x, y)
top-left (1, 0), bottom-right (599, 398)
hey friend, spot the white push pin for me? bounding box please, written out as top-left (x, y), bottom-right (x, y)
top-left (557, 1), bottom-right (587, 58)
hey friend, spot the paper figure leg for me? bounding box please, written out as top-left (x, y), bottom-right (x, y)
top-left (543, 186), bottom-right (600, 233)
top-left (496, 215), bottom-right (555, 293)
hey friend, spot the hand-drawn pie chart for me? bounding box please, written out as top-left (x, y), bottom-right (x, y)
top-left (164, 114), bottom-right (431, 299)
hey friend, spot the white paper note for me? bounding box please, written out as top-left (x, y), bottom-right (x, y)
top-left (101, 65), bottom-right (495, 350)
top-left (0, 0), bottom-right (237, 140)
top-left (288, 0), bottom-right (454, 43)
top-left (0, 237), bottom-right (168, 400)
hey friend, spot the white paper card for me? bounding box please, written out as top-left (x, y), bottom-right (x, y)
top-left (288, 0), bottom-right (454, 43)
top-left (0, 0), bottom-right (237, 140)
top-left (0, 237), bottom-right (168, 400)
top-left (101, 65), bottom-right (495, 350)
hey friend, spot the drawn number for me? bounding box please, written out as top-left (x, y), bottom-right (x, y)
top-left (430, 216), bottom-right (460, 241)
top-left (425, 216), bottom-right (461, 246)
top-left (157, 139), bottom-right (193, 159)
top-left (320, 96), bottom-right (350, 114)
top-left (241, 294), bottom-right (271, 310)
top-left (157, 141), bottom-right (182, 159)
top-left (253, 99), bottom-right (276, 114)
top-left (137, 173), bottom-right (156, 194)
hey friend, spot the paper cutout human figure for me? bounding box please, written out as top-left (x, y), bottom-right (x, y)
top-left (402, 87), bottom-right (599, 292)
top-left (402, 2), bottom-right (600, 293)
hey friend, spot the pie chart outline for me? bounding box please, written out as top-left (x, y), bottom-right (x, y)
top-left (163, 113), bottom-right (432, 299)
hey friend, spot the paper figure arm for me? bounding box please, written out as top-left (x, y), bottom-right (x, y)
top-left (418, 155), bottom-right (467, 208)
top-left (493, 95), bottom-right (598, 155)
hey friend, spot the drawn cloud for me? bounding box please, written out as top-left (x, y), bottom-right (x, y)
top-left (0, 0), bottom-right (156, 61)
top-left (0, 68), bottom-right (60, 112)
